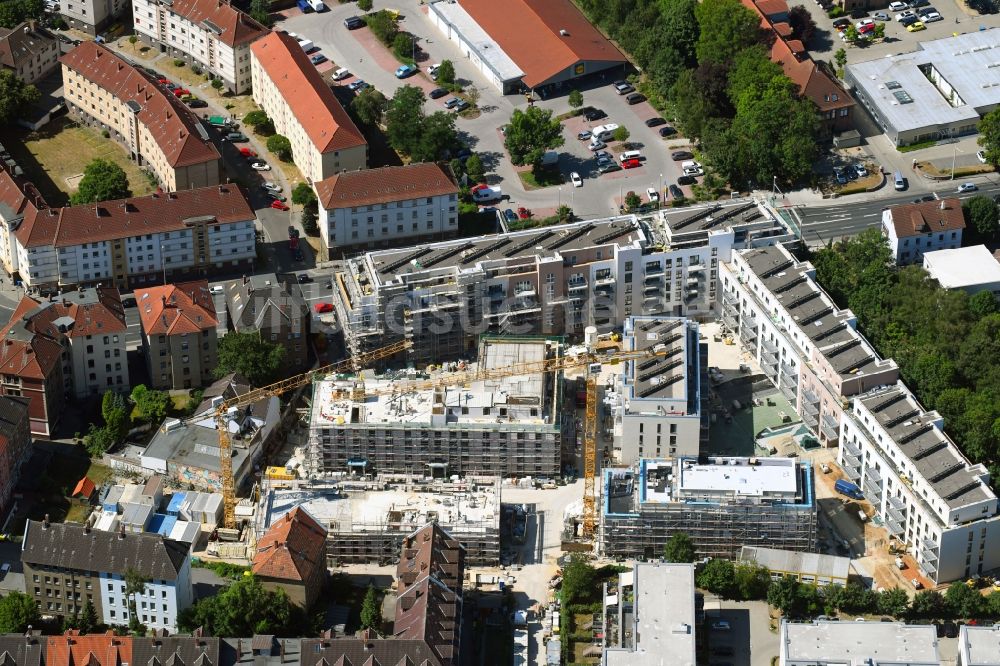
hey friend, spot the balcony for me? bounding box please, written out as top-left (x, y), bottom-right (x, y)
top-left (921, 539), bottom-right (940, 563)
top-left (644, 264), bottom-right (663, 275)
top-left (644, 274), bottom-right (663, 284)
top-left (885, 514), bottom-right (905, 536)
top-left (567, 280), bottom-right (587, 291)
top-left (780, 384), bottom-right (797, 402)
top-left (688, 263), bottom-right (706, 272)
top-left (781, 363), bottom-right (797, 378)
top-left (761, 338), bottom-right (778, 354)
top-left (739, 325), bottom-right (758, 342)
top-left (514, 286), bottom-right (536, 298)
top-left (595, 274), bottom-right (616, 286)
top-left (821, 415), bottom-right (840, 441)
top-left (643, 283), bottom-right (660, 293)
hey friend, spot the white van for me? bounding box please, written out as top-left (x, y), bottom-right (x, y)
top-left (332, 68), bottom-right (350, 81)
top-left (298, 38), bottom-right (314, 52)
top-left (619, 150), bottom-right (643, 163)
top-left (894, 171), bottom-right (905, 190)
top-left (592, 123), bottom-right (620, 141)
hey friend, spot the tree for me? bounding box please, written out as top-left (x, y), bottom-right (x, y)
top-left (728, 45), bottom-right (784, 105)
top-left (79, 599), bottom-right (98, 633)
top-left (249, 0), bottom-right (270, 25)
top-left (561, 555), bottom-right (597, 604)
top-left (695, 0), bottom-right (763, 65)
top-left (877, 588), bottom-right (910, 618)
top-left (464, 154), bottom-right (485, 184)
top-left (733, 563), bottom-right (772, 601)
top-left (266, 134), bottom-right (292, 161)
top-left (391, 32), bottom-right (414, 60)
top-left (83, 422), bottom-right (116, 458)
top-left (787, 5), bottom-right (817, 43)
top-left (360, 585), bottom-right (382, 633)
top-left (128, 35), bottom-right (138, 49)
top-left (0, 0), bottom-right (43, 29)
top-left (124, 567), bottom-right (149, 632)
top-left (100, 391), bottom-right (129, 443)
top-left (242, 110), bottom-right (272, 132)
top-left (215, 332), bottom-right (285, 386)
top-left (436, 60), bottom-right (455, 86)
top-left (873, 22), bottom-right (885, 39)
top-left (504, 106), bottom-right (565, 168)
top-left (466, 86), bottom-right (480, 108)
top-left (663, 532), bottom-right (696, 563)
top-left (0, 70), bottom-right (40, 126)
top-left (365, 10), bottom-right (398, 45)
top-left (357, 0), bottom-right (372, 10)
top-left (413, 111), bottom-right (457, 163)
top-left (0, 592), bottom-right (40, 633)
top-left (696, 558), bottom-right (736, 598)
top-left (385, 85), bottom-right (427, 156)
top-left (291, 182), bottom-right (317, 206)
top-left (71, 158), bottom-right (131, 205)
top-left (211, 78), bottom-right (224, 90)
top-left (962, 196), bottom-right (1000, 241)
top-left (350, 87), bottom-right (388, 127)
top-left (979, 107), bottom-right (1000, 168)
top-left (767, 576), bottom-right (802, 616)
top-left (568, 89), bottom-right (583, 110)
top-left (844, 24), bottom-right (858, 43)
top-left (179, 575), bottom-right (301, 636)
top-left (910, 590), bottom-right (948, 619)
top-left (130, 385), bottom-right (170, 424)
top-left (946, 582), bottom-right (983, 619)
top-left (969, 290), bottom-right (999, 319)
top-left (834, 48), bottom-right (848, 75)
top-left (624, 191), bottom-right (641, 212)
top-left (612, 126), bottom-right (630, 144)
top-left (301, 205), bottom-right (319, 235)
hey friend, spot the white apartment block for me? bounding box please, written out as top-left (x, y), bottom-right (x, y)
top-left (719, 243), bottom-right (898, 446)
top-left (9, 186), bottom-right (256, 292)
top-left (132, 0), bottom-right (267, 94)
top-left (839, 383), bottom-right (1000, 584)
top-left (58, 0), bottom-right (128, 36)
top-left (959, 625), bottom-right (1000, 666)
top-left (314, 163), bottom-right (459, 257)
top-left (250, 32), bottom-right (367, 184)
top-left (98, 554), bottom-right (192, 631)
top-left (882, 197), bottom-right (965, 265)
top-left (608, 316), bottom-right (707, 465)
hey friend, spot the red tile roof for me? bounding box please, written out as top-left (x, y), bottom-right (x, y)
top-left (251, 507), bottom-right (328, 583)
top-left (60, 43), bottom-right (220, 168)
top-left (755, 0), bottom-right (789, 15)
top-left (888, 198), bottom-right (966, 238)
top-left (46, 632), bottom-right (132, 666)
top-left (14, 185), bottom-right (254, 248)
top-left (72, 476), bottom-right (96, 498)
top-left (314, 163), bottom-right (457, 210)
top-left (457, 0), bottom-right (627, 89)
top-left (769, 30), bottom-right (853, 113)
top-left (250, 32), bottom-right (366, 154)
top-left (135, 281), bottom-right (218, 336)
top-left (0, 297), bottom-right (63, 380)
top-left (150, 0), bottom-right (267, 47)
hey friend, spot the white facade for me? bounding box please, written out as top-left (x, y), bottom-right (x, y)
top-left (69, 328), bottom-right (128, 397)
top-left (923, 245), bottom-right (1000, 297)
top-left (59, 0), bottom-right (128, 35)
top-left (98, 558), bottom-right (192, 632)
top-left (427, 1), bottom-right (524, 93)
top-left (838, 383), bottom-right (1000, 584)
top-left (322, 191), bottom-right (459, 250)
top-left (881, 201), bottom-right (964, 265)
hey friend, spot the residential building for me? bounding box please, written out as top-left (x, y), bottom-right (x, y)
top-left (427, 0), bottom-right (627, 95)
top-left (719, 243), bottom-right (898, 446)
top-left (258, 476), bottom-right (500, 566)
top-left (0, 631), bottom-right (45, 666)
top-left (959, 624), bottom-right (1000, 666)
top-left (600, 457), bottom-right (816, 560)
top-left (314, 163), bottom-right (459, 257)
top-left (838, 382), bottom-right (1000, 584)
top-left (11, 185), bottom-right (256, 293)
top-left (140, 374), bottom-right (279, 491)
top-left (882, 198), bottom-right (965, 264)
top-left (135, 281), bottom-right (219, 390)
top-left (738, 546), bottom-right (851, 586)
top-left (57, 0), bottom-right (129, 36)
top-left (45, 632), bottom-right (133, 666)
top-left (21, 517), bottom-right (192, 631)
top-left (0, 22), bottom-right (60, 84)
top-left (845, 30), bottom-right (1000, 148)
top-left (0, 164), bottom-right (47, 277)
top-left (923, 245), bottom-right (1000, 297)
top-left (251, 507), bottom-right (328, 610)
top-left (0, 396), bottom-right (30, 517)
top-left (779, 619), bottom-right (940, 666)
top-left (608, 316), bottom-right (708, 465)
top-left (60, 42), bottom-right (221, 192)
top-left (132, 0), bottom-right (267, 94)
top-left (602, 563), bottom-right (696, 666)
top-left (223, 274), bottom-right (308, 371)
top-left (306, 337), bottom-right (562, 480)
top-left (333, 201), bottom-right (795, 365)
top-left (0, 298), bottom-right (65, 437)
top-left (249, 32), bottom-right (366, 183)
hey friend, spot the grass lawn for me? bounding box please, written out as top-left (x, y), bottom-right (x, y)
top-left (2, 118), bottom-right (156, 206)
top-left (518, 169), bottom-right (565, 190)
top-left (65, 503), bottom-right (93, 524)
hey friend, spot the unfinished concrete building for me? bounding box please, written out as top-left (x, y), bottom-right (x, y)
top-left (306, 337), bottom-right (561, 479)
top-left (331, 203), bottom-right (795, 365)
top-left (600, 457), bottom-right (816, 560)
top-left (257, 476), bottom-right (500, 565)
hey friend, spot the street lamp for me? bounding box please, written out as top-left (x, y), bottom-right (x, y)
top-left (952, 144), bottom-right (961, 181)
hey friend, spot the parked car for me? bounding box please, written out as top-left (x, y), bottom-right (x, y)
top-left (347, 79), bottom-right (367, 91)
top-left (833, 17), bottom-right (851, 28)
top-left (644, 117), bottom-right (666, 127)
top-left (268, 193), bottom-right (287, 203)
top-left (613, 80), bottom-right (634, 94)
top-left (332, 67), bottom-right (350, 81)
top-left (873, 10), bottom-right (891, 19)
top-left (250, 161), bottom-right (270, 171)
top-left (571, 172), bottom-right (583, 187)
top-left (344, 15), bottom-right (363, 28)
top-left (395, 64), bottom-right (417, 78)
top-left (899, 12), bottom-right (919, 24)
top-left (271, 200), bottom-right (290, 211)
top-left (261, 182), bottom-right (282, 193)
top-left (504, 208), bottom-right (517, 222)
top-left (850, 7), bottom-right (868, 16)
top-left (659, 126), bottom-right (677, 137)
top-left (429, 87), bottom-right (448, 99)
top-left (444, 97), bottom-right (462, 109)
top-left (978, 149), bottom-right (988, 163)
top-left (897, 9), bottom-right (917, 19)
top-left (672, 150), bottom-right (694, 161)
top-left (453, 99), bottom-right (470, 112)
top-left (589, 140), bottom-right (607, 152)
top-left (908, 0), bottom-right (929, 7)
top-left (577, 130), bottom-right (592, 140)
top-left (310, 53), bottom-right (327, 65)
top-left (224, 132), bottom-right (248, 142)
top-left (622, 158), bottom-right (641, 169)
top-left (889, 0), bottom-right (908, 9)
top-left (583, 108), bottom-right (606, 121)
top-left (853, 163), bottom-right (868, 177)
top-left (599, 162), bottom-right (622, 174)
top-left (958, 182), bottom-right (978, 193)
top-left (669, 184), bottom-right (684, 199)
top-left (834, 168), bottom-right (848, 184)
top-left (677, 175), bottom-right (697, 186)
top-left (314, 302), bottom-right (334, 313)
top-left (239, 147), bottom-right (257, 158)
top-left (646, 187), bottom-right (659, 203)
top-left (625, 92), bottom-right (646, 105)
top-left (920, 9), bottom-right (942, 20)
top-left (907, 20), bottom-right (926, 30)
top-left (187, 99), bottom-right (207, 108)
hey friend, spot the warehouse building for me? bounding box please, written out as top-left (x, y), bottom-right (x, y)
top-left (257, 476), bottom-right (500, 565)
top-left (306, 336), bottom-right (561, 479)
top-left (739, 546), bottom-right (851, 587)
top-left (426, 0), bottom-right (627, 95)
top-left (923, 245), bottom-right (1000, 297)
top-left (600, 457), bottom-right (816, 560)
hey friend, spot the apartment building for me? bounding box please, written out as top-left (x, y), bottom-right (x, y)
top-left (719, 243), bottom-right (898, 446)
top-left (249, 32), bottom-right (367, 183)
top-left (135, 281), bottom-right (218, 390)
top-left (314, 163), bottom-right (459, 258)
top-left (21, 518), bottom-right (192, 631)
top-left (0, 22), bottom-right (60, 84)
top-left (0, 396), bottom-right (30, 517)
top-left (602, 563), bottom-right (697, 666)
top-left (839, 382), bottom-right (1000, 584)
top-left (0, 301), bottom-right (65, 437)
top-left (333, 202), bottom-right (795, 365)
top-left (600, 457), bottom-right (816, 560)
top-left (608, 316), bottom-right (708, 465)
top-left (57, 0), bottom-right (128, 36)
top-left (222, 274), bottom-right (308, 371)
top-left (10, 185), bottom-right (256, 293)
top-left (60, 42), bottom-right (221, 192)
top-left (882, 198), bottom-right (965, 265)
top-left (779, 619), bottom-right (940, 666)
top-left (132, 0), bottom-right (267, 94)
top-left (306, 337), bottom-right (561, 479)
top-left (0, 164), bottom-right (47, 277)
top-left (252, 507), bottom-right (328, 610)
top-left (959, 625), bottom-right (1000, 666)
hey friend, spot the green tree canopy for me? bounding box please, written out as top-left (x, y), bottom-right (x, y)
top-left (978, 108), bottom-right (1000, 168)
top-left (464, 154), bottom-right (485, 184)
top-left (413, 111), bottom-right (457, 163)
top-left (266, 134), bottom-right (292, 161)
top-left (130, 384), bottom-right (170, 424)
top-left (694, 0), bottom-right (763, 65)
top-left (365, 10), bottom-right (398, 44)
top-left (71, 159), bottom-right (131, 205)
top-left (561, 555), bottom-right (597, 605)
top-left (727, 45), bottom-right (784, 106)
top-left (0, 591), bottom-right (40, 633)
top-left (242, 110), bottom-right (271, 129)
top-left (385, 85), bottom-right (428, 156)
top-left (178, 575), bottom-right (302, 636)
top-left (877, 588), bottom-right (910, 617)
top-left (436, 60), bottom-right (455, 85)
top-left (0, 69), bottom-right (40, 126)
top-left (568, 90), bottom-right (583, 109)
top-left (215, 331), bottom-right (286, 386)
top-left (962, 196), bottom-right (1000, 242)
top-left (350, 87), bottom-right (388, 128)
top-left (945, 581), bottom-right (984, 619)
top-left (504, 106), bottom-right (565, 168)
top-left (0, 0), bottom-right (43, 29)
top-left (663, 532), bottom-right (696, 563)
top-left (291, 182), bottom-right (317, 206)
top-left (910, 590), bottom-right (948, 619)
top-left (696, 558), bottom-right (736, 598)
top-left (249, 0), bottom-right (270, 25)
top-left (360, 585), bottom-right (382, 633)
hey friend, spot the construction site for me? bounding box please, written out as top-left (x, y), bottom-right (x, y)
top-left (255, 475), bottom-right (502, 565)
top-left (304, 337), bottom-right (563, 480)
top-left (600, 456), bottom-right (817, 560)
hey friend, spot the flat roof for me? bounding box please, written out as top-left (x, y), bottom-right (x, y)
top-left (661, 200), bottom-right (765, 236)
top-left (429, 1), bottom-right (524, 82)
top-left (677, 456), bottom-right (799, 496)
top-left (923, 245), bottom-right (1000, 289)
top-left (739, 546), bottom-right (851, 581)
top-left (960, 625), bottom-right (1000, 666)
top-left (624, 317), bottom-right (691, 402)
top-left (781, 619), bottom-right (940, 665)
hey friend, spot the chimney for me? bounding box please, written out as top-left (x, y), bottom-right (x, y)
top-left (43, 514), bottom-right (50, 528)
top-left (119, 523), bottom-right (125, 539)
top-left (940, 200), bottom-right (946, 210)
top-left (162, 295), bottom-right (168, 309)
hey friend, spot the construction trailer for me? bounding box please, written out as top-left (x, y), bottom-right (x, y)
top-left (600, 457), bottom-right (816, 560)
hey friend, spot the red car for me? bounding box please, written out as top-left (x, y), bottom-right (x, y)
top-left (314, 302), bottom-right (334, 313)
top-left (172, 88), bottom-right (191, 97)
top-left (157, 77), bottom-right (169, 85)
top-left (239, 147), bottom-right (257, 158)
top-left (622, 158), bottom-right (641, 169)
top-left (470, 183), bottom-right (488, 193)
top-left (270, 200), bottom-right (290, 211)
